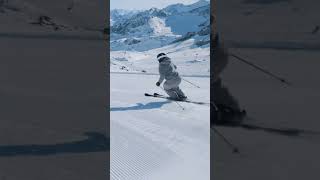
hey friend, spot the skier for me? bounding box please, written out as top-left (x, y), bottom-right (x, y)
top-left (212, 34), bottom-right (246, 125)
top-left (156, 53), bottom-right (187, 100)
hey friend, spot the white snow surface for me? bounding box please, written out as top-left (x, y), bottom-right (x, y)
top-left (110, 73), bottom-right (210, 180)
top-left (111, 39), bottom-right (210, 76)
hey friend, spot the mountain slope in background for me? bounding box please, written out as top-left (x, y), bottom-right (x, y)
top-left (110, 9), bottom-right (140, 26)
top-left (110, 0), bottom-right (210, 51)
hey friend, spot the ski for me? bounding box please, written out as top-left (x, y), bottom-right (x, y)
top-left (144, 93), bottom-right (210, 105)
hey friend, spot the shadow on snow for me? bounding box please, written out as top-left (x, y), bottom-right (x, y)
top-left (0, 132), bottom-right (109, 157)
top-left (110, 101), bottom-right (171, 112)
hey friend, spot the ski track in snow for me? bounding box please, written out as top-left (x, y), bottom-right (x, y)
top-left (110, 73), bottom-right (210, 180)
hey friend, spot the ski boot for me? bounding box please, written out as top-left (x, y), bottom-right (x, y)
top-left (212, 104), bottom-right (246, 126)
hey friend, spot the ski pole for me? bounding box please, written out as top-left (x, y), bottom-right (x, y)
top-left (158, 86), bottom-right (185, 110)
top-left (229, 53), bottom-right (292, 86)
top-left (181, 77), bottom-right (201, 88)
top-left (211, 127), bottom-right (239, 153)
top-left (211, 101), bottom-right (218, 111)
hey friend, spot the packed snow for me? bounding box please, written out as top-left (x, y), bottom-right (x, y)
top-left (110, 0), bottom-right (210, 179)
top-left (110, 74), bottom-right (210, 180)
top-left (110, 39), bottom-right (210, 76)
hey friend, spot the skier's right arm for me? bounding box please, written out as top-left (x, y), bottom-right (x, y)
top-left (158, 74), bottom-right (165, 84)
top-left (157, 65), bottom-right (165, 85)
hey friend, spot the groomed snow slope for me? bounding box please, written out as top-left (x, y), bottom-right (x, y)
top-left (110, 73), bottom-right (210, 180)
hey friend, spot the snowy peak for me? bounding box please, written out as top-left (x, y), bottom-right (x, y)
top-left (191, 0), bottom-right (210, 7)
top-left (148, 17), bottom-right (173, 36)
top-left (164, 0), bottom-right (209, 14)
top-left (111, 8), bottom-right (169, 35)
top-left (111, 0), bottom-right (209, 36)
top-left (111, 9), bottom-right (139, 25)
top-left (110, 0), bottom-right (210, 51)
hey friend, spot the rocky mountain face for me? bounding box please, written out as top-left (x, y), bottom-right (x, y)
top-left (110, 0), bottom-right (210, 51)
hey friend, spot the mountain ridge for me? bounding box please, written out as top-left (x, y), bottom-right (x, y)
top-left (110, 0), bottom-right (210, 51)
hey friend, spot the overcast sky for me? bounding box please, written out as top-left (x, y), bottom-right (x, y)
top-left (110, 0), bottom-right (208, 10)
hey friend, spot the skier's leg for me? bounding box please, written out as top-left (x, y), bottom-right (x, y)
top-left (175, 87), bottom-right (186, 99)
top-left (172, 77), bottom-right (187, 99)
top-left (164, 78), bottom-right (186, 100)
top-left (213, 78), bottom-right (245, 125)
top-left (163, 80), bottom-right (179, 99)
top-left (213, 78), bottom-right (241, 111)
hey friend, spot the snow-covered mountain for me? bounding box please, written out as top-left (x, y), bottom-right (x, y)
top-left (164, 0), bottom-right (210, 14)
top-left (110, 9), bottom-right (140, 26)
top-left (110, 0), bottom-right (210, 51)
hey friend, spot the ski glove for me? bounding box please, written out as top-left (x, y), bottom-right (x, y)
top-left (156, 82), bottom-right (160, 86)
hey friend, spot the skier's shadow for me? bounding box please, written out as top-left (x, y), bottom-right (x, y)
top-left (0, 132), bottom-right (109, 157)
top-left (110, 101), bottom-right (171, 111)
top-left (214, 123), bottom-right (320, 137)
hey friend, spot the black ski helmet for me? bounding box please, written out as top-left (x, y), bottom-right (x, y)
top-left (157, 53), bottom-right (167, 62)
